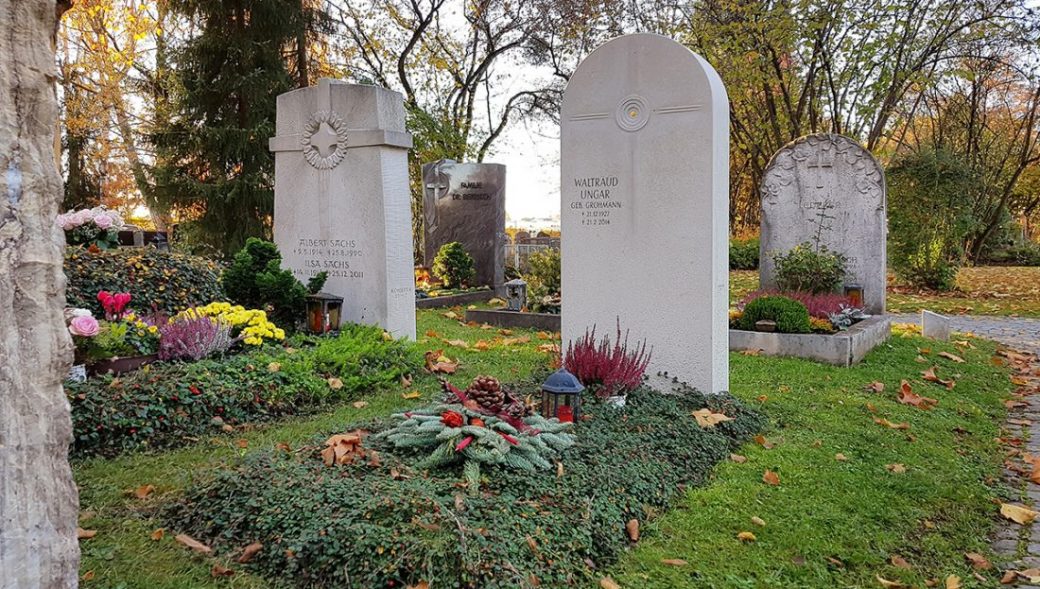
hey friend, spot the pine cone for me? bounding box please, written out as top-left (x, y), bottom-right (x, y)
top-left (467, 375), bottom-right (504, 412)
top-left (504, 401), bottom-right (526, 420)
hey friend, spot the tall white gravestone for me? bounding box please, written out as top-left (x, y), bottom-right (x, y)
top-left (759, 134), bottom-right (887, 314)
top-left (270, 79), bottom-right (416, 339)
top-left (561, 34), bottom-right (730, 394)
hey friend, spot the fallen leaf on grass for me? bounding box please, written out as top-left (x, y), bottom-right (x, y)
top-left (835, 453), bottom-right (848, 461)
top-left (134, 484), bottom-right (155, 499)
top-left (321, 431), bottom-right (368, 466)
top-left (754, 435), bottom-right (774, 449)
top-left (876, 575), bottom-right (909, 588)
top-left (944, 575), bottom-right (961, 589)
top-left (730, 454), bottom-right (748, 463)
top-left (82, 570), bottom-right (95, 582)
top-left (1001, 570), bottom-right (1018, 583)
top-left (352, 401), bottom-right (368, 409)
top-left (899, 380), bottom-right (938, 410)
top-left (890, 555), bottom-right (911, 569)
top-left (1001, 503), bottom-right (1039, 524)
top-left (236, 542), bottom-right (263, 563)
top-left (442, 311), bottom-right (459, 320)
top-left (875, 418), bottom-right (911, 430)
top-left (211, 564), bottom-right (234, 577)
top-left (762, 470), bottom-right (780, 486)
top-left (965, 552), bottom-right (991, 570)
top-left (175, 533), bottom-right (211, 554)
top-left (445, 339), bottom-right (470, 348)
top-left (474, 340), bottom-right (491, 351)
top-left (737, 531), bottom-right (756, 542)
top-left (267, 362), bottom-right (281, 373)
top-left (939, 352), bottom-right (965, 363)
top-left (921, 367), bottom-right (955, 390)
top-left (424, 330), bottom-right (438, 338)
top-left (424, 350), bottom-right (458, 374)
top-left (751, 516), bottom-right (766, 527)
top-left (886, 463), bottom-right (907, 474)
top-left (661, 559), bottom-right (688, 566)
top-left (150, 528), bottom-right (164, 541)
top-left (626, 519), bottom-right (640, 541)
top-left (692, 408), bottom-right (733, 428)
top-left (77, 528), bottom-right (96, 540)
top-left (866, 381), bottom-right (885, 393)
top-left (235, 438), bottom-right (248, 449)
top-left (327, 377), bottom-right (343, 390)
top-left (407, 582), bottom-right (431, 589)
top-left (600, 578), bottom-right (621, 589)
top-left (402, 391), bottom-right (422, 400)
top-left (1014, 568), bottom-right (1040, 583)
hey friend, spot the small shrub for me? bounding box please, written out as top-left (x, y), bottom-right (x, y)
top-left (729, 237), bottom-right (760, 270)
top-left (305, 323), bottom-right (422, 395)
top-left (739, 289), bottom-right (854, 319)
top-left (738, 295), bottom-right (811, 333)
top-left (565, 320), bottom-right (651, 397)
top-left (222, 238), bottom-right (309, 328)
top-left (524, 247), bottom-right (561, 312)
top-left (772, 242), bottom-right (847, 294)
top-left (65, 247), bottom-right (223, 317)
top-left (163, 387), bottom-right (762, 589)
top-left (431, 241), bottom-right (475, 288)
top-left (983, 242), bottom-right (1040, 266)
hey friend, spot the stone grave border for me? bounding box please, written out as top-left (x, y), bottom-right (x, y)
top-left (729, 316), bottom-right (891, 367)
top-left (415, 290), bottom-right (495, 309)
top-left (465, 309), bottom-right (561, 332)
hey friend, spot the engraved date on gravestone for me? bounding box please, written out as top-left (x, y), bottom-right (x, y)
top-left (571, 176), bottom-right (622, 227)
top-left (291, 237), bottom-right (365, 279)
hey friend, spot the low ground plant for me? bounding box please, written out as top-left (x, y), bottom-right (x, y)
top-left (738, 295), bottom-right (811, 333)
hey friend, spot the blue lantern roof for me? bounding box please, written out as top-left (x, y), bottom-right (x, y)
top-left (542, 369), bottom-right (584, 394)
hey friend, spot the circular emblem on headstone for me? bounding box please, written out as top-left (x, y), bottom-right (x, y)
top-left (615, 95), bottom-right (650, 132)
top-left (301, 110), bottom-right (349, 170)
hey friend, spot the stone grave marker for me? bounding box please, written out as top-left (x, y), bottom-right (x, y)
top-left (422, 159), bottom-right (506, 288)
top-left (921, 310), bottom-right (951, 341)
top-left (759, 134), bottom-right (887, 314)
top-left (560, 33), bottom-right (730, 394)
top-left (270, 78), bottom-right (416, 339)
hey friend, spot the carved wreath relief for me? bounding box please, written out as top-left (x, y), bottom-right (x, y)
top-left (301, 110), bottom-right (349, 170)
top-left (760, 134), bottom-right (884, 211)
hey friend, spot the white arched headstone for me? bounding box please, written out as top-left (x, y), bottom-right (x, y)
top-left (759, 134), bottom-right (887, 314)
top-left (270, 79), bottom-right (416, 338)
top-left (561, 34), bottom-right (730, 394)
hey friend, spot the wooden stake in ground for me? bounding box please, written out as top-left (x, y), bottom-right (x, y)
top-left (0, 1), bottom-right (81, 586)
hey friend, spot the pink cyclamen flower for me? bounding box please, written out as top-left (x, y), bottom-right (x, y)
top-left (69, 315), bottom-right (100, 337)
top-left (92, 213), bottom-right (113, 229)
top-left (72, 209), bottom-right (93, 226)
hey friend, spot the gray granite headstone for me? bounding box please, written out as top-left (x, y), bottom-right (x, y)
top-left (921, 310), bottom-right (951, 341)
top-left (422, 159), bottom-right (506, 288)
top-left (759, 133), bottom-right (887, 314)
top-left (561, 33), bottom-right (730, 394)
top-left (270, 79), bottom-right (416, 339)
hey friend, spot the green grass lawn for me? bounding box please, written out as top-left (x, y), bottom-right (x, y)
top-left (75, 308), bottom-right (1015, 588)
top-left (732, 266), bottom-right (1040, 317)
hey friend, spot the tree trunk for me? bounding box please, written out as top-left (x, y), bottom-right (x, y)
top-left (0, 1), bottom-right (81, 587)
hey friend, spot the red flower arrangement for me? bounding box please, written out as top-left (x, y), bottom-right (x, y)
top-left (441, 410), bottom-right (465, 428)
top-left (97, 290), bottom-right (132, 320)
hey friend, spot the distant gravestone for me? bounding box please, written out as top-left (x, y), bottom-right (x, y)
top-left (759, 134), bottom-right (887, 314)
top-left (423, 159), bottom-right (506, 288)
top-left (561, 34), bottom-right (730, 394)
top-left (270, 79), bottom-right (416, 339)
top-left (921, 310), bottom-right (951, 341)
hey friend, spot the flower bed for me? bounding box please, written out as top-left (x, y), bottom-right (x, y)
top-left (163, 386), bottom-right (761, 588)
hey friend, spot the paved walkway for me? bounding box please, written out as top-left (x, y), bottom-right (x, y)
top-left (887, 313), bottom-right (1040, 357)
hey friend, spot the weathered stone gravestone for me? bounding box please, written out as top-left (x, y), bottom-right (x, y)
top-left (921, 310), bottom-right (951, 341)
top-left (423, 159), bottom-right (506, 288)
top-left (270, 79), bottom-right (416, 339)
top-left (759, 134), bottom-right (887, 314)
top-left (561, 34), bottom-right (730, 394)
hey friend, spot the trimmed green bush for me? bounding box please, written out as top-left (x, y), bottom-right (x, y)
top-left (64, 247), bottom-right (223, 317)
top-left (730, 237), bottom-right (760, 270)
top-left (432, 241), bottom-right (476, 288)
top-left (67, 325), bottom-right (421, 458)
top-left (738, 295), bottom-right (811, 333)
top-left (525, 247), bottom-right (561, 312)
top-left (222, 238), bottom-right (308, 327)
top-left (163, 387), bottom-right (762, 588)
top-left (772, 243), bottom-right (847, 294)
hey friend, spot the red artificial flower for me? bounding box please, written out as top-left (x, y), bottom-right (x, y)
top-left (497, 431), bottom-right (519, 446)
top-left (441, 411), bottom-right (464, 428)
top-left (455, 436), bottom-right (474, 452)
top-left (189, 385), bottom-right (201, 395)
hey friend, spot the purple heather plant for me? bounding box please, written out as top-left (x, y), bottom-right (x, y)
top-left (158, 314), bottom-right (235, 361)
top-left (738, 290), bottom-right (855, 320)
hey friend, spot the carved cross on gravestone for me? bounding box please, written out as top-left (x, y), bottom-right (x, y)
top-left (311, 122), bottom-right (340, 157)
top-left (806, 148), bottom-right (835, 189)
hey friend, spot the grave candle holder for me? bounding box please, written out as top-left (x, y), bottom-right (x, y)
top-left (843, 284), bottom-right (864, 308)
top-left (305, 292), bottom-right (344, 334)
top-left (504, 278), bottom-right (527, 312)
top-left (540, 368), bottom-right (584, 423)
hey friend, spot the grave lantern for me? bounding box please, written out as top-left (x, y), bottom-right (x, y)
top-left (504, 278), bottom-right (527, 311)
top-left (541, 368), bottom-right (583, 423)
top-left (843, 284), bottom-right (864, 308)
top-left (305, 292), bottom-right (344, 334)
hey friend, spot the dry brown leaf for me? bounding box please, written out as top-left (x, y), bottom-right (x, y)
top-left (474, 340), bottom-right (491, 351)
top-left (556, 461), bottom-right (565, 478)
top-left (692, 408), bottom-right (733, 428)
top-left (661, 559), bottom-right (688, 566)
top-left (866, 381), bottom-right (885, 393)
top-left (175, 533), bottom-right (212, 554)
top-left (751, 516), bottom-right (766, 527)
top-left (236, 542), bottom-right (263, 564)
top-left (921, 367), bottom-right (955, 390)
top-left (424, 350), bottom-right (458, 374)
top-left (939, 351), bottom-right (966, 363)
top-left (445, 339), bottom-right (470, 348)
top-left (945, 575), bottom-right (961, 589)
top-left (890, 555), bottom-right (911, 569)
top-left (150, 528), bottom-right (164, 541)
top-left (81, 570), bottom-right (95, 582)
top-left (874, 418), bottom-right (911, 430)
top-left (425, 330), bottom-right (439, 338)
top-left (899, 380), bottom-right (938, 409)
top-left (400, 374), bottom-right (413, 387)
top-left (600, 578), bottom-right (621, 589)
top-left (1017, 568), bottom-right (1040, 583)
top-left (402, 391), bottom-right (422, 400)
top-left (267, 362), bottom-right (281, 373)
top-left (526, 535), bottom-right (539, 553)
top-left (754, 435), bottom-right (775, 449)
top-left (442, 311), bottom-right (459, 320)
top-left (886, 463), bottom-right (907, 474)
top-left (626, 519), bottom-right (640, 542)
top-left (762, 470), bottom-right (780, 486)
top-left (327, 377), bottom-right (343, 390)
top-left (352, 401), bottom-right (369, 409)
top-left (77, 528), bottom-right (96, 540)
top-left (235, 438), bottom-right (248, 449)
top-left (321, 430), bottom-right (368, 466)
top-left (876, 575), bottom-right (909, 588)
top-left (1001, 570), bottom-right (1017, 584)
top-left (210, 564), bottom-right (234, 578)
top-left (1001, 503), bottom-right (1039, 525)
top-left (835, 453), bottom-right (848, 461)
top-left (964, 552), bottom-right (991, 570)
top-left (134, 484), bottom-right (155, 499)
top-left (737, 531), bottom-right (756, 542)
top-left (730, 454), bottom-right (748, 463)
top-left (407, 582), bottom-right (431, 589)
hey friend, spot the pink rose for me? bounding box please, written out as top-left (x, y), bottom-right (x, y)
top-left (69, 315), bottom-right (100, 337)
top-left (93, 213), bottom-right (113, 229)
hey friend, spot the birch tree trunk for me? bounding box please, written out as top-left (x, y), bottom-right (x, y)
top-left (0, 1), bottom-right (81, 587)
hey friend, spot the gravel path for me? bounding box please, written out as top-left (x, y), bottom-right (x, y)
top-left (887, 313), bottom-right (1040, 357)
